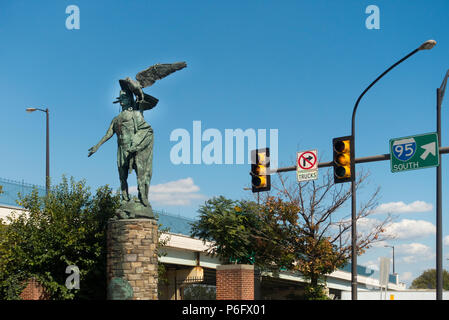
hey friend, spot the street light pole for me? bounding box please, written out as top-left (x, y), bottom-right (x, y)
top-left (26, 107), bottom-right (50, 194)
top-left (384, 245), bottom-right (395, 274)
top-left (436, 69), bottom-right (448, 300)
top-left (349, 40), bottom-right (436, 300)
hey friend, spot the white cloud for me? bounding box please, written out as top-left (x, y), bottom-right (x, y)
top-left (444, 235), bottom-right (449, 246)
top-left (400, 271), bottom-right (413, 282)
top-left (361, 260), bottom-right (380, 272)
top-left (371, 201), bottom-right (433, 214)
top-left (130, 177), bottom-right (207, 206)
top-left (396, 243), bottom-right (434, 264)
top-left (357, 217), bottom-right (382, 234)
top-left (384, 219), bottom-right (435, 240)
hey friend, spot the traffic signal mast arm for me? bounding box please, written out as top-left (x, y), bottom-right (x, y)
top-left (271, 146), bottom-right (449, 174)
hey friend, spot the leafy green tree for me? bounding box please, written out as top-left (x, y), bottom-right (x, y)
top-left (0, 176), bottom-right (119, 299)
top-left (191, 196), bottom-right (287, 269)
top-left (410, 269), bottom-right (449, 290)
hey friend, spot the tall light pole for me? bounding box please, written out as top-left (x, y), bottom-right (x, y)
top-left (436, 69), bottom-right (448, 300)
top-left (350, 40), bottom-right (436, 300)
top-left (384, 245), bottom-right (395, 275)
top-left (26, 107), bottom-right (50, 194)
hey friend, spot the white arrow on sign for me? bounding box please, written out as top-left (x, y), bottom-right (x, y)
top-left (420, 142), bottom-right (436, 160)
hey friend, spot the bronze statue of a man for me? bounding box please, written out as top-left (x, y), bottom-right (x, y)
top-left (88, 62), bottom-right (187, 219)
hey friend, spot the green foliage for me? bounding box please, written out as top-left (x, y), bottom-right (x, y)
top-left (183, 284), bottom-right (216, 300)
top-left (190, 196), bottom-right (291, 270)
top-left (156, 221), bottom-right (171, 286)
top-left (304, 284), bottom-right (329, 300)
top-left (410, 269), bottom-right (449, 290)
top-left (0, 176), bottom-right (119, 299)
top-left (191, 196), bottom-right (256, 265)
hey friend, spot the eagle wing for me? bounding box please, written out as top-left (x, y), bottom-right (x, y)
top-left (136, 62), bottom-right (187, 88)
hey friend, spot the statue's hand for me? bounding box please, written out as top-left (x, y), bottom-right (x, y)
top-left (88, 145), bottom-right (98, 157)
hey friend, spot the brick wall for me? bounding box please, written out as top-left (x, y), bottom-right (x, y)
top-left (216, 264), bottom-right (254, 300)
top-left (20, 278), bottom-right (48, 300)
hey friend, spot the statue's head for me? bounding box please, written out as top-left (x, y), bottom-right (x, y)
top-left (115, 90), bottom-right (135, 110)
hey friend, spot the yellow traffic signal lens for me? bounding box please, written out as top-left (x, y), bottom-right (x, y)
top-left (335, 165), bottom-right (351, 179)
top-left (255, 165), bottom-right (266, 175)
top-left (258, 176), bottom-right (267, 187)
top-left (258, 152), bottom-right (267, 165)
top-left (252, 175), bottom-right (267, 188)
top-left (336, 154), bottom-right (350, 166)
top-left (334, 140), bottom-right (350, 154)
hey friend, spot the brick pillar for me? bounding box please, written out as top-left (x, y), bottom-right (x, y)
top-left (20, 278), bottom-right (48, 300)
top-left (107, 219), bottom-right (158, 300)
top-left (216, 264), bottom-right (254, 300)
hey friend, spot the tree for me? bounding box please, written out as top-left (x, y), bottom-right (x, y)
top-left (0, 176), bottom-right (119, 299)
top-left (410, 269), bottom-right (449, 290)
top-left (191, 170), bottom-right (392, 299)
top-left (191, 196), bottom-right (288, 269)
top-left (259, 170), bottom-right (392, 298)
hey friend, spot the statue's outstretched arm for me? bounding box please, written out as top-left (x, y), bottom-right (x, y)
top-left (88, 120), bottom-right (114, 157)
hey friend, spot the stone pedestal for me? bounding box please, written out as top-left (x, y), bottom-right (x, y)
top-left (107, 219), bottom-right (158, 300)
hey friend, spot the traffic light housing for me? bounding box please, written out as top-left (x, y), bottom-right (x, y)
top-left (250, 148), bottom-right (271, 192)
top-left (333, 136), bottom-right (354, 183)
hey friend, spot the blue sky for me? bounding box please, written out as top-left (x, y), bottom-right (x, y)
top-left (1, 0), bottom-right (449, 288)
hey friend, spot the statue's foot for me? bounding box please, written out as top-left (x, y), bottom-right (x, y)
top-left (114, 209), bottom-right (128, 220)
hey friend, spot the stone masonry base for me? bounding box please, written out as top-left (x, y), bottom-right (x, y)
top-left (106, 219), bottom-right (158, 300)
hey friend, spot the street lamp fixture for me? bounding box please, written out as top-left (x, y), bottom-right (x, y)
top-left (419, 40), bottom-right (437, 51)
top-left (26, 107), bottom-right (50, 194)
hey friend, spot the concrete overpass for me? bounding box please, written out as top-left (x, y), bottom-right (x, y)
top-left (157, 212), bottom-right (405, 299)
top-left (0, 177), bottom-right (405, 299)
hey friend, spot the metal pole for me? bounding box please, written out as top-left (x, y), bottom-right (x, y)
top-left (272, 147), bottom-right (449, 174)
top-left (349, 46), bottom-right (421, 300)
top-left (350, 135), bottom-right (357, 300)
top-left (436, 69), bottom-right (449, 299)
top-left (45, 109), bottom-right (50, 194)
top-left (436, 87), bottom-right (442, 299)
top-left (26, 107), bottom-right (50, 194)
top-left (392, 246), bottom-right (395, 275)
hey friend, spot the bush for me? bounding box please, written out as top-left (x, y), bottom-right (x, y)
top-left (0, 176), bottom-right (119, 299)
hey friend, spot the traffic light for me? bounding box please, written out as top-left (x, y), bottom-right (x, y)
top-left (333, 136), bottom-right (354, 183)
top-left (250, 148), bottom-right (271, 192)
